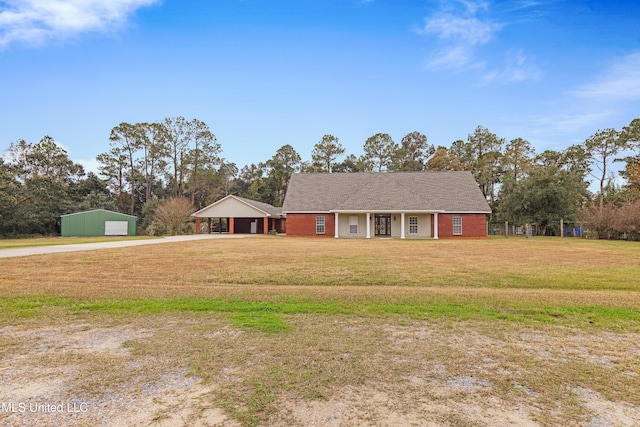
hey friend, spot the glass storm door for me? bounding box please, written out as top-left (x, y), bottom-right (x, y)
top-left (375, 215), bottom-right (391, 236)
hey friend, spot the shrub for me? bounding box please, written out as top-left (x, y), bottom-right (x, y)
top-left (581, 199), bottom-right (640, 240)
top-left (152, 197), bottom-right (196, 236)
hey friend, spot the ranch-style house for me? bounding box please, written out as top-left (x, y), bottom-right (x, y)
top-left (281, 171), bottom-right (491, 239)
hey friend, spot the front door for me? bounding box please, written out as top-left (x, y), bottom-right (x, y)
top-left (375, 214), bottom-right (391, 236)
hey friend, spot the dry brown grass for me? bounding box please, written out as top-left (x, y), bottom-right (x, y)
top-left (2, 311), bottom-right (639, 426)
top-left (1, 236), bottom-right (640, 426)
top-left (0, 235), bottom-right (155, 249)
top-left (1, 236), bottom-right (639, 304)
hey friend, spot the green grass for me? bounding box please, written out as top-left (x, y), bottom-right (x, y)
top-left (230, 312), bottom-right (291, 333)
top-left (1, 295), bottom-right (638, 331)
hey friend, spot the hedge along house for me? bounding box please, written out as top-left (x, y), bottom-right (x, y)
top-left (60, 209), bottom-right (137, 237)
top-left (282, 171), bottom-right (491, 239)
top-left (191, 195), bottom-right (286, 235)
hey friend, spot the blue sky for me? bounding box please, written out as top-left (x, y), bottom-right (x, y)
top-left (1, 0), bottom-right (639, 176)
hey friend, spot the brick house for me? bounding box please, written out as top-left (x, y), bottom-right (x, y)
top-left (281, 171), bottom-right (491, 238)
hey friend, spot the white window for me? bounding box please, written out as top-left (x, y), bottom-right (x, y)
top-left (453, 216), bottom-right (462, 235)
top-left (409, 216), bottom-right (418, 234)
top-left (349, 216), bottom-right (358, 234)
top-left (316, 216), bottom-right (325, 234)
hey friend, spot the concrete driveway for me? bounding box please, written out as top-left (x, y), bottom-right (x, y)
top-left (0, 234), bottom-right (248, 259)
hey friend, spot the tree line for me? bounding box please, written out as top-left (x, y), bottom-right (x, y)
top-left (1, 117), bottom-right (639, 238)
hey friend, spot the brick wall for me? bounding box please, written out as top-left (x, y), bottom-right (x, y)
top-left (438, 213), bottom-right (487, 238)
top-left (285, 213), bottom-right (335, 237)
top-left (275, 218), bottom-right (286, 234)
top-left (286, 212), bottom-right (487, 238)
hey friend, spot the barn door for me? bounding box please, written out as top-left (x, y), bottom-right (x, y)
top-left (105, 221), bottom-right (128, 236)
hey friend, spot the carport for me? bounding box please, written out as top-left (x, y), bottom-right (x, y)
top-left (191, 195), bottom-right (286, 235)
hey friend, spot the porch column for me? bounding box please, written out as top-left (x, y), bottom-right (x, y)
top-left (195, 217), bottom-right (201, 234)
top-left (433, 213), bottom-right (439, 239)
top-left (400, 212), bottom-right (405, 239)
top-left (366, 213), bottom-right (371, 239)
top-left (334, 213), bottom-right (339, 238)
top-left (264, 217), bottom-right (269, 235)
top-left (229, 217), bottom-right (234, 235)
top-left (208, 218), bottom-right (211, 234)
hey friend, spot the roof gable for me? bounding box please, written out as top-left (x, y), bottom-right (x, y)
top-left (192, 195), bottom-right (282, 218)
top-left (61, 209), bottom-right (137, 218)
top-left (233, 196), bottom-right (283, 217)
top-left (282, 172), bottom-right (491, 213)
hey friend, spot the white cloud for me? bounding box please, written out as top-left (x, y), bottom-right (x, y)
top-left (420, 15), bottom-right (499, 46)
top-left (540, 112), bottom-right (616, 136)
top-left (418, 1), bottom-right (540, 83)
top-left (535, 52), bottom-right (640, 143)
top-left (0, 0), bottom-right (160, 49)
top-left (458, 0), bottom-right (490, 15)
top-left (572, 52), bottom-right (640, 101)
top-left (482, 49), bottom-right (541, 83)
top-left (76, 157), bottom-right (101, 174)
top-left (417, 0), bottom-right (502, 71)
top-left (424, 45), bottom-right (471, 70)
top-left (505, 56), bottom-right (640, 150)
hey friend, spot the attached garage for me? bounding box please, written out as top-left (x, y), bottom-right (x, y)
top-left (60, 209), bottom-right (137, 237)
top-left (191, 195), bottom-right (285, 235)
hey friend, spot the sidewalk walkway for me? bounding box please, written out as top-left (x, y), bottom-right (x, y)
top-left (0, 234), bottom-right (248, 259)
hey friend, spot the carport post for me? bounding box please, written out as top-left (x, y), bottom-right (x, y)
top-left (229, 217), bottom-right (234, 234)
top-left (264, 217), bottom-right (268, 235)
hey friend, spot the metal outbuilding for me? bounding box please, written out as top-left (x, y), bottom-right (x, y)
top-left (60, 209), bottom-right (137, 237)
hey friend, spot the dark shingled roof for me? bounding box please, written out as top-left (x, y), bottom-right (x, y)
top-left (282, 172), bottom-right (491, 213)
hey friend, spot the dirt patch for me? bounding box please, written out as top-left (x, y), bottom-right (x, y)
top-left (0, 323), bottom-right (238, 427)
top-left (571, 387), bottom-right (640, 427)
top-left (278, 385), bottom-right (539, 427)
top-left (1, 317), bottom-right (640, 426)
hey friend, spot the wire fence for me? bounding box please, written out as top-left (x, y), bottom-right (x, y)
top-left (488, 222), bottom-right (527, 237)
top-left (488, 221), bottom-right (585, 238)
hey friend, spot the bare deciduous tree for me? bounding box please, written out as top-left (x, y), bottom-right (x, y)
top-left (153, 197), bottom-right (196, 235)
